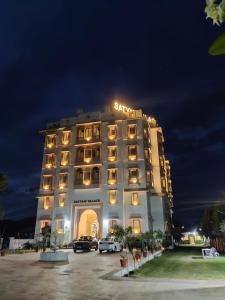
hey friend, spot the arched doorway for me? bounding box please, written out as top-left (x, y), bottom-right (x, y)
top-left (78, 209), bottom-right (99, 238)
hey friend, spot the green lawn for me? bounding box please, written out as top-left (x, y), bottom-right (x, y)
top-left (135, 247), bottom-right (225, 280)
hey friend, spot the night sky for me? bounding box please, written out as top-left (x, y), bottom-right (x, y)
top-left (1, 1), bottom-right (225, 225)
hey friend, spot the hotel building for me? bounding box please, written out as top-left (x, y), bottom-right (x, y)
top-left (35, 102), bottom-right (173, 243)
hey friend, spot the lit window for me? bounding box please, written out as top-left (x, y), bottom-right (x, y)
top-left (132, 219), bottom-right (141, 234)
top-left (84, 148), bottom-right (92, 163)
top-left (83, 168), bottom-right (91, 185)
top-left (144, 149), bottom-right (150, 160)
top-left (128, 168), bottom-right (139, 184)
top-left (147, 170), bottom-right (154, 187)
top-left (40, 220), bottom-right (51, 233)
top-left (60, 151), bottom-right (70, 166)
top-left (161, 178), bottom-right (166, 189)
top-left (128, 145), bottom-right (137, 161)
top-left (131, 192), bottom-right (139, 206)
top-left (109, 190), bottom-right (117, 205)
top-left (84, 127), bottom-right (92, 141)
top-left (75, 168), bottom-right (83, 185)
top-left (56, 219), bottom-right (64, 234)
top-left (62, 131), bottom-right (71, 145)
top-left (43, 197), bottom-right (51, 210)
top-left (92, 147), bottom-right (100, 162)
top-left (143, 128), bottom-right (148, 139)
top-left (59, 195), bottom-right (65, 207)
top-left (45, 154), bottom-right (55, 169)
top-left (78, 127), bottom-right (84, 140)
top-left (108, 146), bottom-right (117, 161)
top-left (109, 219), bottom-right (117, 233)
top-left (59, 173), bottom-right (68, 189)
top-left (46, 134), bottom-right (56, 149)
top-left (42, 175), bottom-right (53, 190)
top-left (128, 124), bottom-right (136, 139)
top-left (108, 125), bottom-right (117, 140)
top-left (92, 167), bottom-right (99, 184)
top-left (93, 125), bottom-right (100, 139)
top-left (108, 169), bottom-right (117, 185)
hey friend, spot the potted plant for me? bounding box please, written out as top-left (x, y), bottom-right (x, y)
top-left (120, 250), bottom-right (128, 268)
top-left (142, 247), bottom-right (148, 257)
top-left (134, 248), bottom-right (142, 261)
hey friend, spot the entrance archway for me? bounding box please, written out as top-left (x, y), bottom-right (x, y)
top-left (78, 209), bottom-right (99, 238)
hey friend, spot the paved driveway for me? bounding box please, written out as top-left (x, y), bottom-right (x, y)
top-left (1, 250), bottom-right (225, 300)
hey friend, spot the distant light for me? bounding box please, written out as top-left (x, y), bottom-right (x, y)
top-left (64, 219), bottom-right (71, 228)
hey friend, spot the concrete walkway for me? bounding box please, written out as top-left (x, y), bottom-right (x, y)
top-left (1, 250), bottom-right (225, 300)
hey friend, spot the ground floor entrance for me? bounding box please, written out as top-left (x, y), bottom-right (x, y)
top-left (73, 205), bottom-right (102, 239)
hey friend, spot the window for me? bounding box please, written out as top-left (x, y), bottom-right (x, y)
top-left (93, 125), bottom-right (100, 139)
top-left (144, 149), bottom-right (150, 160)
top-left (92, 147), bottom-right (100, 161)
top-left (108, 169), bottom-right (117, 185)
top-left (46, 134), bottom-right (56, 149)
top-left (43, 197), bottom-right (51, 210)
top-left (78, 127), bottom-right (84, 139)
top-left (84, 127), bottom-right (92, 141)
top-left (60, 151), bottom-right (69, 166)
top-left (45, 154), bottom-right (55, 168)
top-left (40, 220), bottom-right (51, 233)
top-left (59, 195), bottom-right (65, 207)
top-left (143, 128), bottom-right (148, 139)
top-left (128, 145), bottom-right (137, 161)
top-left (128, 168), bottom-right (139, 184)
top-left (77, 147), bottom-right (84, 161)
top-left (84, 148), bottom-right (92, 163)
top-left (128, 124), bottom-right (136, 139)
top-left (83, 168), bottom-right (91, 185)
top-left (132, 219), bottom-right (141, 234)
top-left (108, 146), bottom-right (117, 161)
top-left (75, 168), bottom-right (83, 184)
top-left (56, 219), bottom-right (64, 234)
top-left (146, 170), bottom-right (154, 187)
top-left (42, 175), bottom-right (53, 190)
top-left (109, 219), bottom-right (117, 233)
top-left (59, 173), bottom-right (68, 189)
top-left (131, 192), bottom-right (139, 206)
top-left (92, 167), bottom-right (99, 184)
top-left (62, 131), bottom-right (71, 145)
top-left (108, 125), bottom-right (117, 140)
top-left (109, 190), bottom-right (117, 205)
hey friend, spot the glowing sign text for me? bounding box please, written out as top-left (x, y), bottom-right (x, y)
top-left (114, 102), bottom-right (134, 113)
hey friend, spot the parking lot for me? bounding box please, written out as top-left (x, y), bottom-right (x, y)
top-left (1, 250), bottom-right (225, 300)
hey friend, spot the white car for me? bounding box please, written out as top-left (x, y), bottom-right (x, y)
top-left (98, 237), bottom-right (123, 253)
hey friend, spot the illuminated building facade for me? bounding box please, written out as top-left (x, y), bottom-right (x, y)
top-left (35, 102), bottom-right (173, 243)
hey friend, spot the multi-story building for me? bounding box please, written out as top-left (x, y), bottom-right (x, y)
top-left (35, 102), bottom-right (173, 243)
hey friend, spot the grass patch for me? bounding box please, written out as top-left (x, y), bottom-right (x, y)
top-left (134, 247), bottom-right (225, 280)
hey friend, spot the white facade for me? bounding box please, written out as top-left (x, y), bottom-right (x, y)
top-left (35, 104), bottom-right (173, 243)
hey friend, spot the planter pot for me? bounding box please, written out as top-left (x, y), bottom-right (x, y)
top-left (135, 254), bottom-right (142, 261)
top-left (39, 251), bottom-right (69, 262)
top-left (120, 258), bottom-right (128, 268)
top-left (143, 251), bottom-right (148, 258)
top-left (1, 250), bottom-right (5, 256)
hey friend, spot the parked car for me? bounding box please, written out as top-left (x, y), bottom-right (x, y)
top-left (73, 236), bottom-right (98, 252)
top-left (98, 237), bottom-right (123, 253)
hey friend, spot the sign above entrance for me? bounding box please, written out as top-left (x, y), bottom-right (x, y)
top-left (74, 199), bottom-right (100, 204)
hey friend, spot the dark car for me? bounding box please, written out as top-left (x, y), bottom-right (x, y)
top-left (73, 236), bottom-right (98, 252)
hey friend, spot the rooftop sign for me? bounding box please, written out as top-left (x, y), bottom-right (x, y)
top-left (114, 101), bottom-right (134, 113)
